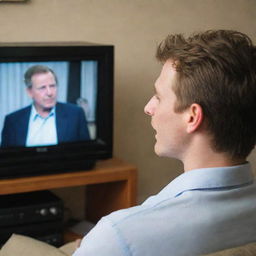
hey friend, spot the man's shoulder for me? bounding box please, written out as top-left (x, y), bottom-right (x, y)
top-left (106, 205), bottom-right (149, 225)
top-left (5, 105), bottom-right (31, 119)
top-left (56, 102), bottom-right (82, 112)
top-left (104, 196), bottom-right (181, 227)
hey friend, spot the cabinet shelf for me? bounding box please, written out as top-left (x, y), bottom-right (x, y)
top-left (0, 157), bottom-right (137, 224)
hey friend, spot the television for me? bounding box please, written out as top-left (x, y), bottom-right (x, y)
top-left (0, 42), bottom-right (114, 178)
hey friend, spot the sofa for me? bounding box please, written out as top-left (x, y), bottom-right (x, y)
top-left (1, 234), bottom-right (256, 256)
top-left (0, 234), bottom-right (77, 256)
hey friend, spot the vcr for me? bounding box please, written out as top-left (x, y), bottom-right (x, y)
top-left (0, 190), bottom-right (63, 226)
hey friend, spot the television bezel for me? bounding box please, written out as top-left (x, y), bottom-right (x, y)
top-left (0, 42), bottom-right (114, 178)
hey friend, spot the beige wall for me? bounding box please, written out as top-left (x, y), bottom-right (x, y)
top-left (1, 0), bottom-right (255, 218)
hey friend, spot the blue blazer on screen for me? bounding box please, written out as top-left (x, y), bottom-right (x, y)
top-left (1, 102), bottom-right (90, 147)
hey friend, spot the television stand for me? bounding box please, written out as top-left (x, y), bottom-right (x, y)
top-left (0, 158), bottom-right (137, 241)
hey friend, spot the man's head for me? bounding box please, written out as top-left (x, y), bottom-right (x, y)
top-left (145, 30), bottom-right (256, 160)
top-left (25, 65), bottom-right (58, 115)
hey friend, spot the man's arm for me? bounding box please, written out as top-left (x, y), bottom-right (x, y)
top-left (1, 116), bottom-right (11, 147)
top-left (73, 218), bottom-right (129, 256)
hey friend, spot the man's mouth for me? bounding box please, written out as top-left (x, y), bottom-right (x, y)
top-left (44, 99), bottom-right (55, 104)
top-left (151, 121), bottom-right (155, 130)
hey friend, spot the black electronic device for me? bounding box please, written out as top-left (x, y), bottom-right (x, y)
top-left (0, 42), bottom-right (114, 178)
top-left (0, 190), bottom-right (64, 246)
top-left (0, 190), bottom-right (64, 227)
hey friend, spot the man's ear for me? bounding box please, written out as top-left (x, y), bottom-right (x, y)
top-left (26, 87), bottom-right (32, 98)
top-left (185, 103), bottom-right (203, 133)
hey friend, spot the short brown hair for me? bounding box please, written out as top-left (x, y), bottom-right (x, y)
top-left (24, 65), bottom-right (58, 88)
top-left (156, 30), bottom-right (256, 159)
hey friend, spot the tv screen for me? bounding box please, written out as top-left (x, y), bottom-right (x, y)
top-left (0, 43), bottom-right (114, 178)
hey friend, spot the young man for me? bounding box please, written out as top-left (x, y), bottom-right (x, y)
top-left (1, 65), bottom-right (90, 147)
top-left (73, 30), bottom-right (256, 256)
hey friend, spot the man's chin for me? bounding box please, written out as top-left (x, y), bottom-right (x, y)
top-left (43, 102), bottom-right (56, 110)
top-left (154, 143), bottom-right (173, 158)
top-left (154, 144), bottom-right (163, 157)
top-left (43, 105), bottom-right (55, 112)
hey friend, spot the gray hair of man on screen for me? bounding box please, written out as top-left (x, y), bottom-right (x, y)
top-left (24, 65), bottom-right (59, 88)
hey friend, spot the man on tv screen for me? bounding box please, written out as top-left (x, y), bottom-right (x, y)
top-left (1, 65), bottom-right (90, 147)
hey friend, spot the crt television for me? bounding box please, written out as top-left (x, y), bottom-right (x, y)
top-left (0, 42), bottom-right (114, 178)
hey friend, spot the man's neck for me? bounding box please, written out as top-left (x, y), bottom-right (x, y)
top-left (33, 105), bottom-right (53, 119)
top-left (181, 135), bottom-right (246, 172)
top-left (183, 156), bottom-right (246, 172)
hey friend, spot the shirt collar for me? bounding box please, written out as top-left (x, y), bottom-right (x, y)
top-left (31, 104), bottom-right (55, 121)
top-left (163, 163), bottom-right (254, 198)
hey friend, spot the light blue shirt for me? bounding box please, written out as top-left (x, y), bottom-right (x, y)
top-left (73, 163), bottom-right (256, 256)
top-left (26, 105), bottom-right (58, 147)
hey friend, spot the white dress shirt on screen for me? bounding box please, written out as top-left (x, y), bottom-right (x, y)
top-left (26, 105), bottom-right (58, 147)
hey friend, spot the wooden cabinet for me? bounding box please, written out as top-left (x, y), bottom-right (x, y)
top-left (0, 158), bottom-right (137, 241)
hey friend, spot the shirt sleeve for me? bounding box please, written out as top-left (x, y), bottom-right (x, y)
top-left (72, 217), bottom-right (129, 256)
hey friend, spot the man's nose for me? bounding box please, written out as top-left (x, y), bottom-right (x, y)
top-left (144, 99), bottom-right (154, 116)
top-left (46, 86), bottom-right (53, 96)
